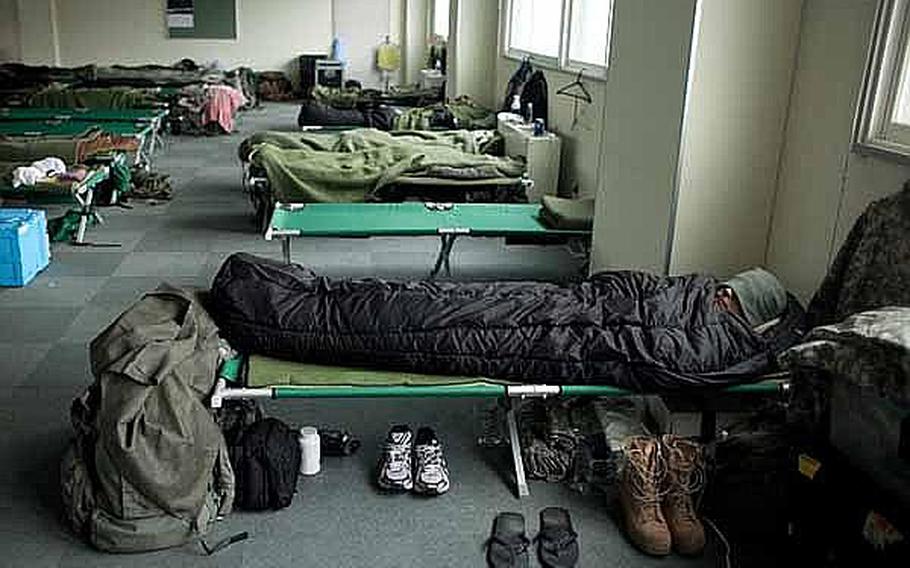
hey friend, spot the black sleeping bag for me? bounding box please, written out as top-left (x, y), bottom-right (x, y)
top-left (210, 254), bottom-right (803, 392)
top-left (297, 99), bottom-right (395, 131)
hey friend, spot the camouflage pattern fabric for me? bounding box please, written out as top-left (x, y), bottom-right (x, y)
top-left (807, 183), bottom-right (910, 327)
top-left (781, 307), bottom-right (910, 407)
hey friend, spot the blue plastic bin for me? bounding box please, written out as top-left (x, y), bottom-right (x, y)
top-left (0, 209), bottom-right (50, 286)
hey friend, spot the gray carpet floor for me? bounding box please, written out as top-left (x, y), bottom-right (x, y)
top-left (0, 103), bottom-right (721, 567)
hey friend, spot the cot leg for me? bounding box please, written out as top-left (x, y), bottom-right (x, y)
top-left (443, 235), bottom-right (455, 276)
top-left (699, 402), bottom-right (717, 443)
top-left (431, 235), bottom-right (449, 278)
top-left (76, 213), bottom-right (88, 245)
top-left (74, 187), bottom-right (94, 245)
top-left (430, 235), bottom-right (457, 278)
top-left (505, 398), bottom-right (530, 498)
top-left (282, 237), bottom-right (292, 264)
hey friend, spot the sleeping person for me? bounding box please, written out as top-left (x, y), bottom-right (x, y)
top-left (210, 254), bottom-right (803, 392)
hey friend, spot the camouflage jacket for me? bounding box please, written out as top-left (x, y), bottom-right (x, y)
top-left (781, 307), bottom-right (910, 406)
top-left (807, 183), bottom-right (910, 327)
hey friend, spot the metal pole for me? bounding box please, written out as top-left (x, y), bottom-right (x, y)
top-left (505, 397), bottom-right (530, 498)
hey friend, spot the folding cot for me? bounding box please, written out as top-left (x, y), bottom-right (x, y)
top-left (265, 201), bottom-right (590, 277)
top-left (0, 106), bottom-right (168, 159)
top-left (0, 120), bottom-right (156, 167)
top-left (212, 354), bottom-right (791, 498)
top-left (0, 163), bottom-right (109, 244)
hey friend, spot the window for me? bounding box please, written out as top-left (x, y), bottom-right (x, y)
top-left (568, 0), bottom-right (612, 68)
top-left (504, 0), bottom-right (613, 76)
top-left (508, 0), bottom-right (563, 61)
top-left (432, 0), bottom-right (451, 40)
top-left (856, 0), bottom-right (910, 157)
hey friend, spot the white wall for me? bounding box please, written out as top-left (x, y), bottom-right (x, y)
top-left (670, 0), bottom-right (803, 278)
top-left (766, 0), bottom-right (910, 301)
top-left (402, 0), bottom-right (429, 85)
top-left (35, 0), bottom-right (333, 76)
top-left (332, 0), bottom-right (392, 89)
top-left (0, 0), bottom-right (21, 62)
top-left (591, 0), bottom-right (698, 274)
top-left (389, 0), bottom-right (404, 85)
top-left (16, 0), bottom-right (58, 65)
top-left (448, 0), bottom-right (498, 108)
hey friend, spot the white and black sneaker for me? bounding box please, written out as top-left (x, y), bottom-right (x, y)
top-left (413, 426), bottom-right (450, 496)
top-left (377, 425), bottom-right (414, 492)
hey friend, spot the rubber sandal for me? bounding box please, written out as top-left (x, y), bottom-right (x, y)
top-left (487, 512), bottom-right (530, 568)
top-left (536, 507), bottom-right (579, 568)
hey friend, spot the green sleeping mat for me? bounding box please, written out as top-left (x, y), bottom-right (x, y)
top-left (219, 355), bottom-right (788, 399)
top-left (0, 120), bottom-right (153, 138)
top-left (268, 202), bottom-right (590, 238)
top-left (0, 107), bottom-right (167, 124)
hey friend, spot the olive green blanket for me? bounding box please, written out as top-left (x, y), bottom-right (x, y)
top-left (248, 354), bottom-right (500, 387)
top-left (393, 98), bottom-right (496, 131)
top-left (0, 133), bottom-right (90, 164)
top-left (240, 128), bottom-right (497, 159)
top-left (25, 86), bottom-right (161, 109)
top-left (244, 128), bottom-right (524, 203)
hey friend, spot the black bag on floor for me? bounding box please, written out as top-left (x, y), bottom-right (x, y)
top-left (230, 418), bottom-right (301, 511)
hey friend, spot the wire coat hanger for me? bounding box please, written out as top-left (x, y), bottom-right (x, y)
top-left (556, 69), bottom-right (592, 128)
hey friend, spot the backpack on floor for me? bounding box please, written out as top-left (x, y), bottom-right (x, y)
top-left (230, 417), bottom-right (301, 511)
top-left (60, 286), bottom-right (235, 553)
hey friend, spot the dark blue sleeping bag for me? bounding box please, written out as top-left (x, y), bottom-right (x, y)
top-left (210, 253), bottom-right (802, 392)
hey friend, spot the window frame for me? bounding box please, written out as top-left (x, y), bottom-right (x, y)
top-left (501, 0), bottom-right (613, 80)
top-left (855, 0), bottom-right (910, 159)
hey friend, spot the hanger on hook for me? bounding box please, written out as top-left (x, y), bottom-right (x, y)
top-left (556, 69), bottom-right (593, 128)
top-left (556, 69), bottom-right (592, 103)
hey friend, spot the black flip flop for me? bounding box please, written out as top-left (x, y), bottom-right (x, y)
top-left (487, 512), bottom-right (530, 568)
top-left (536, 507), bottom-right (579, 568)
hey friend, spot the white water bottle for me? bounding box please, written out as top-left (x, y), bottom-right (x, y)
top-left (299, 427), bottom-right (321, 476)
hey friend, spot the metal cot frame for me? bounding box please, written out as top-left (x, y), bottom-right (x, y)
top-left (264, 201), bottom-right (588, 278)
top-left (210, 361), bottom-right (790, 498)
top-left (0, 163), bottom-right (110, 244)
top-left (0, 119), bottom-right (158, 168)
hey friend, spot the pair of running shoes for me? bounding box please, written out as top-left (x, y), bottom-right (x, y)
top-left (376, 425), bottom-right (450, 495)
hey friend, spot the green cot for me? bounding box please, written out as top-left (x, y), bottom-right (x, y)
top-left (214, 354), bottom-right (790, 498)
top-left (265, 201), bottom-right (590, 277)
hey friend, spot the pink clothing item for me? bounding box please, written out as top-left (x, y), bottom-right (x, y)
top-left (203, 85), bottom-right (246, 133)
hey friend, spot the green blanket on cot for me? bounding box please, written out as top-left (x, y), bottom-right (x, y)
top-left (247, 129), bottom-right (524, 203)
top-left (25, 86), bottom-right (160, 109)
top-left (393, 99), bottom-right (497, 131)
top-left (0, 134), bottom-right (91, 164)
top-left (248, 355), bottom-right (503, 388)
top-left (239, 128), bottom-right (498, 160)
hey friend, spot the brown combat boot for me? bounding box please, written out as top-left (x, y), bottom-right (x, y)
top-left (661, 435), bottom-right (706, 555)
top-left (618, 436), bottom-right (671, 556)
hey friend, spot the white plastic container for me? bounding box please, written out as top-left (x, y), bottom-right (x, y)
top-left (299, 427), bottom-right (321, 476)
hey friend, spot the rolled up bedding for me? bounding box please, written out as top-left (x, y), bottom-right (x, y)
top-left (210, 253), bottom-right (802, 392)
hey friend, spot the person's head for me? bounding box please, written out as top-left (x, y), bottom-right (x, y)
top-left (719, 267), bottom-right (788, 327)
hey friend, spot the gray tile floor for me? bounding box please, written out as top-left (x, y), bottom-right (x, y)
top-left (0, 103), bottom-right (719, 567)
